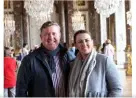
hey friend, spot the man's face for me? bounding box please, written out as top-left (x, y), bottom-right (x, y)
top-left (40, 25), bottom-right (61, 50)
top-left (75, 33), bottom-right (93, 55)
top-left (6, 49), bottom-right (11, 56)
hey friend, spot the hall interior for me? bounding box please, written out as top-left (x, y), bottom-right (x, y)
top-left (4, 0), bottom-right (132, 97)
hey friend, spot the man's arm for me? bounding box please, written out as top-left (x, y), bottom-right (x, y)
top-left (106, 57), bottom-right (123, 97)
top-left (16, 56), bottom-right (33, 97)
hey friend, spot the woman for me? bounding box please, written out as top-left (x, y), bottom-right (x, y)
top-left (104, 39), bottom-right (115, 61)
top-left (101, 42), bottom-right (106, 54)
top-left (68, 30), bottom-right (122, 97)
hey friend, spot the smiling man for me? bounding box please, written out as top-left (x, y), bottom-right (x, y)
top-left (16, 21), bottom-right (72, 97)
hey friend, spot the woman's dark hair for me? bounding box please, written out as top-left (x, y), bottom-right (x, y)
top-left (75, 49), bottom-right (79, 56)
top-left (101, 43), bottom-right (106, 53)
top-left (74, 30), bottom-right (92, 43)
top-left (4, 47), bottom-right (10, 57)
top-left (23, 43), bottom-right (28, 48)
top-left (11, 49), bottom-right (14, 52)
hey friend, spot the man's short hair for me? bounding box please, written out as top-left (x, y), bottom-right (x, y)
top-left (40, 21), bottom-right (60, 33)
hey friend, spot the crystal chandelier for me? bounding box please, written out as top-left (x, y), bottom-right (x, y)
top-left (4, 0), bottom-right (15, 38)
top-left (4, 0), bottom-right (15, 47)
top-left (72, 11), bottom-right (85, 31)
top-left (4, 14), bottom-right (15, 37)
top-left (72, 0), bottom-right (85, 32)
top-left (24, 0), bottom-right (54, 24)
top-left (94, 0), bottom-right (122, 17)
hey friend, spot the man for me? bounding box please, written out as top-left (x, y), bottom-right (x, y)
top-left (68, 43), bottom-right (76, 60)
top-left (22, 43), bottom-right (29, 58)
top-left (4, 47), bottom-right (17, 97)
top-left (16, 21), bottom-right (72, 97)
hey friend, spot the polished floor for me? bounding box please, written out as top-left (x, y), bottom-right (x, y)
top-left (118, 68), bottom-right (132, 97)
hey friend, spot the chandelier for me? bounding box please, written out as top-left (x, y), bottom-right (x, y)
top-left (4, 0), bottom-right (15, 38)
top-left (24, 0), bottom-right (54, 24)
top-left (72, 0), bottom-right (85, 32)
top-left (94, 0), bottom-right (122, 17)
top-left (72, 11), bottom-right (85, 31)
top-left (4, 14), bottom-right (15, 37)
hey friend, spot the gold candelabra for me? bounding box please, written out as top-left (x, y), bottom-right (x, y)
top-left (125, 45), bottom-right (132, 76)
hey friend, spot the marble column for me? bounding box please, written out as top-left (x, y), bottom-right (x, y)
top-left (65, 1), bottom-right (73, 47)
top-left (22, 1), bottom-right (28, 44)
top-left (100, 15), bottom-right (107, 45)
top-left (115, 0), bottom-right (126, 66)
top-left (58, 1), bottom-right (66, 43)
top-left (125, 1), bottom-right (131, 46)
top-left (13, 1), bottom-right (23, 49)
top-left (94, 13), bottom-right (101, 47)
top-left (89, 1), bottom-right (95, 44)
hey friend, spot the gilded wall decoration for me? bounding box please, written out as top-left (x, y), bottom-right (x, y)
top-left (73, 0), bottom-right (88, 9)
top-left (4, 0), bottom-right (13, 12)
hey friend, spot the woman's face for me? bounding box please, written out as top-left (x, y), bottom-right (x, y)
top-left (75, 33), bottom-right (93, 56)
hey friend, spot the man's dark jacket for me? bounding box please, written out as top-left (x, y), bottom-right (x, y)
top-left (16, 44), bottom-right (72, 97)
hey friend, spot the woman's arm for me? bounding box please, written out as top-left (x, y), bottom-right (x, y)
top-left (105, 57), bottom-right (123, 97)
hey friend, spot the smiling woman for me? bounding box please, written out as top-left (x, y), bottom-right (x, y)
top-left (69, 30), bottom-right (123, 97)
